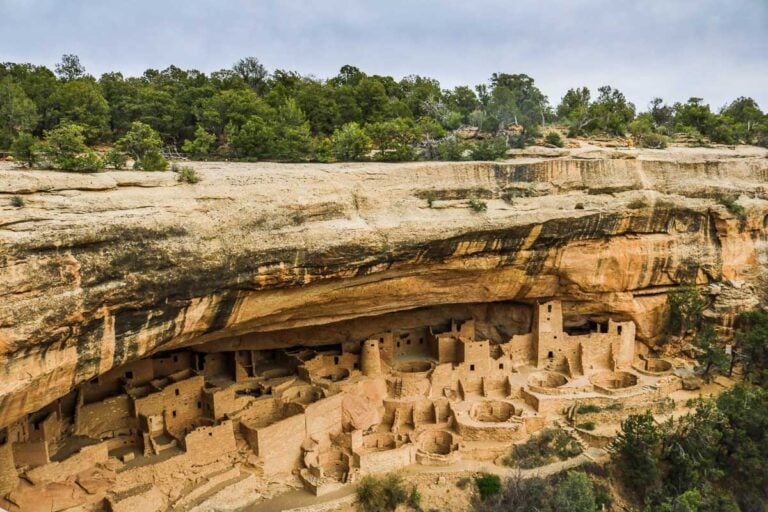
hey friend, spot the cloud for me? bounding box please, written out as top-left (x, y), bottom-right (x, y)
top-left (0, 0), bottom-right (766, 109)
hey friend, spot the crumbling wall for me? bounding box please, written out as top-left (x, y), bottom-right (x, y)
top-left (76, 394), bottom-right (136, 438)
top-left (0, 441), bottom-right (18, 495)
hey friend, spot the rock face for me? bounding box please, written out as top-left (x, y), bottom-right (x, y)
top-left (1, 145), bottom-right (767, 428)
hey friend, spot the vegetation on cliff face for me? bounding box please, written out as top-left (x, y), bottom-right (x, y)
top-left (2, 55), bottom-right (767, 166)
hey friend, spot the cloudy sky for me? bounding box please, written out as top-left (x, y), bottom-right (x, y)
top-left (1, 0), bottom-right (766, 110)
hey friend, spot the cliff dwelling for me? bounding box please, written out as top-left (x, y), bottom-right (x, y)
top-left (0, 299), bottom-right (684, 510)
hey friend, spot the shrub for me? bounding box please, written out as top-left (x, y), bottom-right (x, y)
top-left (638, 132), bottom-right (668, 149)
top-left (474, 473), bottom-right (502, 501)
top-left (719, 195), bottom-right (746, 220)
top-left (10, 195), bottom-right (25, 207)
top-left (181, 125), bottom-right (217, 159)
top-left (40, 123), bottom-right (103, 171)
top-left (552, 471), bottom-right (596, 512)
top-left (456, 476), bottom-right (471, 489)
top-left (10, 132), bottom-right (39, 168)
top-left (576, 404), bottom-right (601, 414)
top-left (356, 473), bottom-right (419, 512)
top-left (176, 166), bottom-right (200, 184)
top-left (139, 151), bottom-right (168, 172)
top-left (575, 202), bottom-right (585, 210)
top-left (544, 131), bottom-right (564, 147)
top-left (468, 197), bottom-right (487, 213)
top-left (605, 402), bottom-right (623, 411)
top-left (331, 122), bottom-right (370, 161)
top-left (470, 136), bottom-right (507, 160)
top-left (117, 121), bottom-right (164, 169)
top-left (426, 191), bottom-right (437, 208)
top-left (576, 421), bottom-right (596, 431)
top-left (104, 148), bottom-right (128, 169)
top-left (667, 283), bottom-right (705, 335)
top-left (435, 137), bottom-right (466, 160)
top-left (505, 428), bottom-right (582, 468)
top-left (627, 198), bottom-right (648, 209)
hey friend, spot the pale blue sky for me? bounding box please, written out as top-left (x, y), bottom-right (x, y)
top-left (1, 0), bottom-right (766, 110)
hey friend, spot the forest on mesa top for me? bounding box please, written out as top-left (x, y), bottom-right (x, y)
top-left (2, 55), bottom-right (767, 164)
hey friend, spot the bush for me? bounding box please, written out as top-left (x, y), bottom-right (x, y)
top-left (331, 122), bottom-right (370, 161)
top-left (468, 197), bottom-right (487, 213)
top-left (719, 195), bottom-right (746, 220)
top-left (139, 151), bottom-right (168, 172)
top-left (435, 137), bottom-right (466, 160)
top-left (426, 191), bottom-right (437, 208)
top-left (627, 198), bottom-right (649, 209)
top-left (552, 472), bottom-right (596, 512)
top-left (104, 148), bottom-right (127, 169)
top-left (505, 428), bottom-right (582, 469)
top-left (456, 476), bottom-right (471, 489)
top-left (576, 421), bottom-right (596, 431)
top-left (638, 132), bottom-right (668, 149)
top-left (117, 121), bottom-right (164, 169)
top-left (40, 123), bottom-right (103, 171)
top-left (176, 166), bottom-right (200, 184)
top-left (474, 473), bottom-right (502, 501)
top-left (356, 473), bottom-right (419, 512)
top-left (181, 125), bottom-right (217, 159)
top-left (544, 131), bottom-right (564, 147)
top-left (10, 133), bottom-right (39, 168)
top-left (576, 404), bottom-right (601, 414)
top-left (470, 136), bottom-right (507, 160)
top-left (11, 195), bottom-right (25, 207)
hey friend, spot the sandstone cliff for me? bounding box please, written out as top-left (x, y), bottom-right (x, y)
top-left (1, 145), bottom-right (767, 427)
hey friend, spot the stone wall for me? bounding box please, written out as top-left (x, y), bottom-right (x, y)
top-left (184, 420), bottom-right (237, 465)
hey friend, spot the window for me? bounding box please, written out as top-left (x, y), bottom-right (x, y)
top-left (470, 364), bottom-right (475, 371)
top-left (208, 432), bottom-right (213, 436)
top-left (175, 389), bottom-right (180, 396)
top-left (397, 342), bottom-right (401, 348)
top-left (334, 356), bottom-right (339, 365)
top-left (406, 340), bottom-right (411, 345)
top-left (419, 338), bottom-right (424, 344)
top-left (197, 401), bottom-right (202, 409)
top-left (125, 371), bottom-right (134, 379)
top-left (547, 351), bottom-right (554, 359)
top-left (379, 337), bottom-right (384, 343)
top-left (499, 363), bottom-right (504, 370)
top-left (172, 410), bottom-right (177, 418)
top-left (547, 304), bottom-right (552, 313)
top-left (173, 355), bottom-right (178, 363)
top-left (617, 326), bottom-right (622, 335)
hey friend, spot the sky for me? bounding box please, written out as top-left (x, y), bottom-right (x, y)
top-left (1, 0), bottom-right (766, 111)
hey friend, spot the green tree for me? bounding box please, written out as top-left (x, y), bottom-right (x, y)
top-left (735, 310), bottom-right (768, 384)
top-left (271, 98), bottom-right (312, 161)
top-left (55, 54), bottom-right (86, 81)
top-left (552, 471), bottom-right (596, 512)
top-left (117, 121), bottom-right (166, 170)
top-left (693, 324), bottom-right (729, 381)
top-left (182, 125), bottom-right (217, 159)
top-left (41, 123), bottom-right (103, 171)
top-left (588, 85), bottom-right (635, 136)
top-left (230, 115), bottom-right (275, 159)
top-left (331, 122), bottom-right (370, 161)
top-left (48, 79), bottom-right (110, 142)
top-left (365, 118), bottom-right (419, 161)
top-left (0, 77), bottom-right (40, 148)
top-left (667, 283), bottom-right (705, 336)
top-left (232, 57), bottom-right (268, 93)
top-left (557, 87), bottom-right (593, 135)
top-left (487, 73), bottom-right (549, 136)
top-left (103, 148), bottom-right (128, 169)
top-left (611, 411), bottom-right (662, 498)
top-left (10, 132), bottom-right (39, 167)
top-left (721, 97), bottom-right (764, 144)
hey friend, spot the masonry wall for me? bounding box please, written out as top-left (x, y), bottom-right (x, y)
top-left (133, 376), bottom-right (204, 436)
top-left (184, 421), bottom-right (237, 465)
top-left (460, 340), bottom-right (490, 373)
top-left (305, 394), bottom-right (343, 439)
top-left (25, 443), bottom-right (108, 485)
top-left (255, 413), bottom-right (306, 474)
top-left (357, 444), bottom-right (413, 474)
top-left (0, 441), bottom-right (18, 496)
top-left (12, 439), bottom-right (49, 468)
top-left (76, 394), bottom-right (136, 438)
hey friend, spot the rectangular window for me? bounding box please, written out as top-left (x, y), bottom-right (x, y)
top-left (470, 364), bottom-right (475, 371)
top-left (125, 371), bottom-right (134, 379)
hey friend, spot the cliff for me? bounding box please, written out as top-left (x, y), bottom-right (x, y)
top-left (1, 145), bottom-right (767, 427)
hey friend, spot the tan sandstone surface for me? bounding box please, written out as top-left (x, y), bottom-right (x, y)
top-left (1, 145), bottom-right (768, 429)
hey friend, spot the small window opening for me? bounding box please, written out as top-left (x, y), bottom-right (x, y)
top-left (547, 304), bottom-right (552, 313)
top-left (173, 355), bottom-right (178, 363)
top-left (499, 363), bottom-right (504, 370)
top-left (547, 351), bottom-right (554, 359)
top-left (175, 389), bottom-right (180, 396)
top-left (125, 371), bottom-right (134, 379)
top-left (334, 356), bottom-right (339, 365)
top-left (172, 410), bottom-right (177, 418)
top-left (617, 326), bottom-right (622, 335)
top-left (197, 401), bottom-right (201, 409)
top-left (470, 364), bottom-right (475, 371)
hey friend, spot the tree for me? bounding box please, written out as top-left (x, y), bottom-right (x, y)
top-left (182, 125), bottom-right (217, 159)
top-left (557, 87), bottom-right (592, 135)
top-left (735, 310), bottom-right (768, 384)
top-left (40, 123), bottom-right (103, 171)
top-left (116, 121), bottom-right (166, 170)
top-left (487, 73), bottom-right (549, 135)
top-left (55, 54), bottom-right (86, 81)
top-left (232, 57), bottom-right (268, 93)
top-left (48, 79), bottom-right (110, 142)
top-left (271, 98), bottom-right (312, 161)
top-left (552, 472), bottom-right (596, 512)
top-left (10, 132), bottom-right (39, 167)
top-left (693, 324), bottom-right (729, 381)
top-left (365, 118), bottom-right (419, 161)
top-left (667, 283), bottom-right (705, 336)
top-left (611, 411), bottom-right (662, 498)
top-left (588, 86), bottom-right (635, 136)
top-left (230, 115), bottom-right (275, 159)
top-left (331, 122), bottom-right (370, 161)
top-left (721, 97), bottom-right (764, 144)
top-left (0, 77), bottom-right (39, 148)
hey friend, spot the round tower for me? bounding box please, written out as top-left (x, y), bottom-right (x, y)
top-left (361, 339), bottom-right (382, 376)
